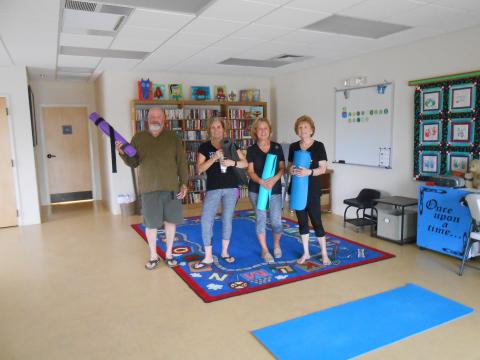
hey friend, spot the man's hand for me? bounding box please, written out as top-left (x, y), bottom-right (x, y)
top-left (177, 185), bottom-right (188, 200)
top-left (115, 140), bottom-right (125, 155)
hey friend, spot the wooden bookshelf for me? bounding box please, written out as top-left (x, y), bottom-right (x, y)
top-left (130, 99), bottom-right (267, 207)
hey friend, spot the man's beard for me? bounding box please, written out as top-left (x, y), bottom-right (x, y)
top-left (149, 123), bottom-right (163, 132)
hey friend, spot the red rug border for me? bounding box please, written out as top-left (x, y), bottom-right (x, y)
top-left (130, 212), bottom-right (395, 303)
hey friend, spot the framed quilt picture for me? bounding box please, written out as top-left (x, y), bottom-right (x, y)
top-left (169, 84), bottom-right (183, 100)
top-left (449, 83), bottom-right (476, 113)
top-left (420, 87), bottom-right (443, 115)
top-left (447, 152), bottom-right (470, 174)
top-left (419, 120), bottom-right (441, 146)
top-left (191, 86), bottom-right (211, 100)
top-left (214, 85), bottom-right (227, 100)
top-left (447, 118), bottom-right (474, 146)
top-left (153, 83), bottom-right (167, 100)
top-left (419, 151), bottom-right (440, 175)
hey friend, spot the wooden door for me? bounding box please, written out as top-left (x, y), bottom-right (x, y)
top-left (0, 97), bottom-right (18, 227)
top-left (42, 107), bottom-right (92, 203)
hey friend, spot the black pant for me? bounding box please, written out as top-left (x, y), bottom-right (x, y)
top-left (295, 194), bottom-right (325, 237)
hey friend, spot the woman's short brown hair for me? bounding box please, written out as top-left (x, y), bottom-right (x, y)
top-left (207, 117), bottom-right (227, 139)
top-left (250, 118), bottom-right (272, 141)
top-left (294, 115), bottom-right (315, 136)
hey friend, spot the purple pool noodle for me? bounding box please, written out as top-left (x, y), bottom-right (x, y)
top-left (89, 112), bottom-right (136, 157)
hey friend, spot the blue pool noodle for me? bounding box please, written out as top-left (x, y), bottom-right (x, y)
top-left (290, 150), bottom-right (311, 210)
top-left (257, 154), bottom-right (277, 210)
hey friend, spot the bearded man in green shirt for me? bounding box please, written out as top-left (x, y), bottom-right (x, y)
top-left (117, 108), bottom-right (188, 270)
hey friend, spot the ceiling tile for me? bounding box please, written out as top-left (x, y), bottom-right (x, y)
top-left (286, 0), bottom-right (365, 13)
top-left (199, 0), bottom-right (278, 22)
top-left (58, 54), bottom-right (101, 68)
top-left (110, 37), bottom-right (160, 52)
top-left (213, 36), bottom-right (265, 51)
top-left (95, 58), bottom-right (141, 72)
top-left (60, 33), bottom-right (113, 49)
top-left (340, 0), bottom-right (425, 21)
top-left (434, 0), bottom-right (480, 11)
top-left (232, 23), bottom-right (292, 41)
top-left (168, 32), bottom-right (224, 46)
top-left (256, 6), bottom-right (330, 28)
top-left (0, 0), bottom-right (60, 18)
top-left (2, 31), bottom-right (57, 68)
top-left (115, 25), bottom-right (175, 42)
top-left (387, 3), bottom-right (480, 31)
top-left (181, 16), bottom-right (247, 36)
top-left (126, 9), bottom-right (194, 30)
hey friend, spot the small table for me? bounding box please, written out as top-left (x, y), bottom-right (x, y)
top-left (375, 196), bottom-right (418, 245)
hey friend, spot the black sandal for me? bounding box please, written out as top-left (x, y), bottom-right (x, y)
top-left (221, 255), bottom-right (235, 263)
top-left (145, 258), bottom-right (161, 270)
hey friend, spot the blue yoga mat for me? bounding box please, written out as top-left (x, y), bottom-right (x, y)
top-left (257, 154), bottom-right (277, 210)
top-left (252, 283), bottom-right (473, 359)
top-left (290, 150), bottom-right (311, 210)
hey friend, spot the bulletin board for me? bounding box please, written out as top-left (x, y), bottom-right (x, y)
top-left (334, 83), bottom-right (394, 168)
top-left (413, 76), bottom-right (480, 178)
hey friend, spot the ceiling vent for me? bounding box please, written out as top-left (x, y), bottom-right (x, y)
top-left (65, 0), bottom-right (97, 12)
top-left (270, 54), bottom-right (311, 63)
top-left (62, 1), bottom-right (133, 35)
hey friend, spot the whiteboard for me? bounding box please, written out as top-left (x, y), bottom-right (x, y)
top-left (334, 83), bottom-right (393, 168)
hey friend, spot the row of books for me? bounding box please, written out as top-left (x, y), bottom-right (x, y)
top-left (165, 109), bottom-right (184, 120)
top-left (188, 164), bottom-right (197, 178)
top-left (183, 130), bottom-right (208, 140)
top-left (186, 151), bottom-right (196, 163)
top-left (166, 120), bottom-right (182, 129)
top-left (229, 119), bottom-right (254, 129)
top-left (228, 129), bottom-right (251, 139)
top-left (185, 108), bottom-right (221, 119)
top-left (185, 119), bottom-right (208, 130)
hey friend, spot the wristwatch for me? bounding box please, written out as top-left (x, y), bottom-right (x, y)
top-left (234, 160), bottom-right (237, 167)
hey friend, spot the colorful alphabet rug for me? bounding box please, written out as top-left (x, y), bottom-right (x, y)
top-left (131, 211), bottom-right (394, 302)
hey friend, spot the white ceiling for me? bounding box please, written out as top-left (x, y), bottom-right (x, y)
top-left (1, 0), bottom-right (479, 80)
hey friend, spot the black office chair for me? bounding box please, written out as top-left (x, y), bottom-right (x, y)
top-left (343, 188), bottom-right (381, 234)
top-left (459, 193), bottom-right (480, 275)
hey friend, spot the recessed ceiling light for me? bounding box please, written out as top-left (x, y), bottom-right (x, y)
top-left (60, 46), bottom-right (149, 60)
top-left (305, 15), bottom-right (410, 39)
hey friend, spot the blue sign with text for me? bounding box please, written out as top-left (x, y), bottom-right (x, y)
top-left (417, 186), bottom-right (471, 259)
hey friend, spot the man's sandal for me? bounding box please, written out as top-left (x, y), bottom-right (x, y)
top-left (165, 258), bottom-right (178, 268)
top-left (221, 255), bottom-right (235, 263)
top-left (145, 258), bottom-right (161, 270)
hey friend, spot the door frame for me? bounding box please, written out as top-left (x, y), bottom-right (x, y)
top-left (39, 104), bottom-right (95, 204)
top-left (0, 94), bottom-right (21, 224)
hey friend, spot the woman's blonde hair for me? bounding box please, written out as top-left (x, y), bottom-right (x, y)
top-left (207, 117), bottom-right (227, 139)
top-left (250, 118), bottom-right (272, 141)
top-left (294, 115), bottom-right (315, 136)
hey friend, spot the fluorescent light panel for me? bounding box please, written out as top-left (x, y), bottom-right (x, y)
top-left (101, 0), bottom-right (214, 14)
top-left (219, 58), bottom-right (288, 68)
top-left (305, 15), bottom-right (411, 39)
top-left (60, 46), bottom-right (149, 59)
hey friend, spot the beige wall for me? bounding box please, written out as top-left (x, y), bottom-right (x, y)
top-left (273, 25), bottom-right (480, 215)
